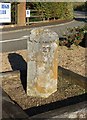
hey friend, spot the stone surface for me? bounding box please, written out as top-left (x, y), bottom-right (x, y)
top-left (27, 28), bottom-right (59, 98)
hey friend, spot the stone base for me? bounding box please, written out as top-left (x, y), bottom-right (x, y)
top-left (27, 90), bottom-right (57, 98)
top-left (27, 78), bottom-right (57, 98)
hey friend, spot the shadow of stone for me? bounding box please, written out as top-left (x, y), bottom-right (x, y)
top-left (79, 33), bottom-right (87, 48)
top-left (8, 53), bottom-right (27, 92)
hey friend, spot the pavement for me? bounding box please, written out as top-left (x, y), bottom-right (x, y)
top-left (2, 89), bottom-right (30, 120)
top-left (30, 100), bottom-right (87, 119)
top-left (0, 10), bottom-right (86, 52)
top-left (0, 19), bottom-right (85, 52)
top-left (0, 19), bottom-right (73, 32)
top-left (0, 10), bottom-right (86, 32)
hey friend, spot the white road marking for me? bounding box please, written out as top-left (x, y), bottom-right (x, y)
top-left (22, 35), bottom-right (29, 38)
top-left (0, 20), bottom-right (84, 43)
top-left (0, 20), bottom-right (75, 34)
top-left (0, 36), bottom-right (29, 43)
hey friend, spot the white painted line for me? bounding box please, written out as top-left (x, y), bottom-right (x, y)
top-left (22, 35), bottom-right (29, 38)
top-left (0, 36), bottom-right (29, 43)
top-left (0, 20), bottom-right (75, 34)
top-left (42, 20), bottom-right (75, 28)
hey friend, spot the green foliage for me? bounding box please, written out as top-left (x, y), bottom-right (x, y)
top-left (59, 27), bottom-right (85, 47)
top-left (26, 2), bottom-right (74, 21)
top-left (11, 2), bottom-right (74, 23)
top-left (73, 2), bottom-right (86, 11)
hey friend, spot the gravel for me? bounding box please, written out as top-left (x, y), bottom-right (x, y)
top-left (1, 45), bottom-right (86, 111)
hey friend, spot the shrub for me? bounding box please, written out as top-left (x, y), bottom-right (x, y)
top-left (60, 27), bottom-right (85, 48)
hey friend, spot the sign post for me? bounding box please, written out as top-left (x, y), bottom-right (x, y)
top-left (26, 10), bottom-right (30, 25)
top-left (0, 3), bottom-right (11, 23)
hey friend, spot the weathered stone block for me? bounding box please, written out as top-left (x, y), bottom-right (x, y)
top-left (27, 28), bottom-right (59, 98)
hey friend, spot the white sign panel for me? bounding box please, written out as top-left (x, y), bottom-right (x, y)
top-left (0, 3), bottom-right (11, 23)
top-left (26, 10), bottom-right (30, 18)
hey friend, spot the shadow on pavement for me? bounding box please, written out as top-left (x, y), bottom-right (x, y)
top-left (8, 53), bottom-right (27, 92)
top-left (74, 17), bottom-right (87, 22)
top-left (25, 93), bottom-right (87, 117)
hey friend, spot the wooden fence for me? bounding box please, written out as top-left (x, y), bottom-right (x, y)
top-left (26, 9), bottom-right (45, 25)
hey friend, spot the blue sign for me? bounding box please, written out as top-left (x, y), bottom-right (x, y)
top-left (1, 4), bottom-right (9, 9)
top-left (0, 3), bottom-right (11, 23)
top-left (0, 10), bottom-right (6, 14)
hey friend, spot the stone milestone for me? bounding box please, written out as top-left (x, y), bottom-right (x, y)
top-left (27, 28), bottom-right (59, 98)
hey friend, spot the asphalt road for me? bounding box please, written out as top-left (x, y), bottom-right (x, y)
top-left (0, 11), bottom-right (86, 52)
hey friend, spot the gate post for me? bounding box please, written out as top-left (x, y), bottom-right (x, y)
top-left (27, 28), bottom-right (59, 98)
top-left (17, 2), bottom-right (26, 26)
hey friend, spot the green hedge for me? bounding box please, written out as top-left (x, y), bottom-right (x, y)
top-left (26, 2), bottom-right (74, 20)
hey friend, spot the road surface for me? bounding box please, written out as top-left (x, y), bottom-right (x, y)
top-left (0, 11), bottom-right (86, 52)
